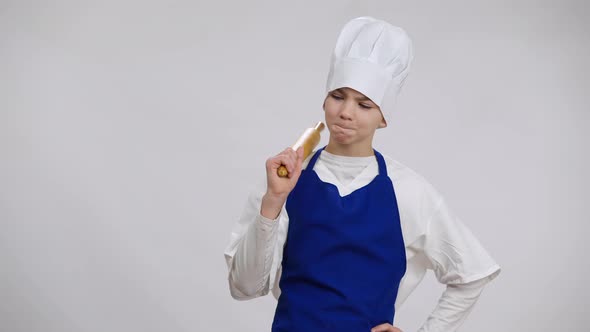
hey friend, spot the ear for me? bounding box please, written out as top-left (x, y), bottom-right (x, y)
top-left (378, 113), bottom-right (387, 128)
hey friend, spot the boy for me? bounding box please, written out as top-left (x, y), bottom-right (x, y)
top-left (224, 16), bottom-right (500, 332)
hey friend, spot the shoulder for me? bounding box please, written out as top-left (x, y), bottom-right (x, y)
top-left (380, 153), bottom-right (444, 237)
top-left (381, 153), bottom-right (442, 203)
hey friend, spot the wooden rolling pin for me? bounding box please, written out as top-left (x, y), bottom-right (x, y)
top-left (277, 121), bottom-right (325, 177)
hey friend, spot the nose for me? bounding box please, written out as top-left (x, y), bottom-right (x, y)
top-left (338, 101), bottom-right (354, 121)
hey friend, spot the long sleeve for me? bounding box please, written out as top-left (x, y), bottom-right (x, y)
top-left (223, 152), bottom-right (502, 330)
top-left (229, 213), bottom-right (280, 299)
top-left (223, 180), bottom-right (284, 300)
top-left (416, 189), bottom-right (501, 331)
top-left (416, 275), bottom-right (493, 332)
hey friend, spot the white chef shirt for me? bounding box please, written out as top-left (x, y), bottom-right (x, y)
top-left (224, 149), bottom-right (501, 331)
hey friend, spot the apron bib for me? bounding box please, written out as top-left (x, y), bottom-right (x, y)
top-left (272, 146), bottom-right (407, 332)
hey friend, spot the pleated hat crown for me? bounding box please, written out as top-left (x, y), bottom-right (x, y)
top-left (326, 16), bottom-right (413, 127)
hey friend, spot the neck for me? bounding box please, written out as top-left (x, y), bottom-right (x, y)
top-left (324, 140), bottom-right (374, 157)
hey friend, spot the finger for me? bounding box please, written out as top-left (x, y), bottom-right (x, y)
top-left (286, 153), bottom-right (298, 178)
top-left (279, 147), bottom-right (296, 165)
top-left (371, 323), bottom-right (399, 332)
top-left (271, 155), bottom-right (295, 174)
top-left (296, 146), bottom-right (304, 161)
top-left (284, 146), bottom-right (296, 159)
top-left (371, 324), bottom-right (387, 332)
top-left (285, 148), bottom-right (299, 173)
top-left (288, 146), bottom-right (303, 168)
top-left (284, 148), bottom-right (296, 166)
top-left (277, 148), bottom-right (292, 164)
top-left (286, 150), bottom-right (298, 172)
top-left (293, 147), bottom-right (305, 172)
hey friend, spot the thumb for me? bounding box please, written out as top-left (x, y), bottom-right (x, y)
top-left (293, 146), bottom-right (304, 175)
top-left (296, 146), bottom-right (304, 161)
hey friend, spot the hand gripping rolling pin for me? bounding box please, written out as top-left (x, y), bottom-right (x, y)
top-left (277, 121), bottom-right (325, 178)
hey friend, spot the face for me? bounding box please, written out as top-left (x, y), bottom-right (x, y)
top-left (323, 87), bottom-right (387, 153)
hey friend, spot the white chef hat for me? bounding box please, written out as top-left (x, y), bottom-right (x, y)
top-left (325, 16), bottom-right (414, 127)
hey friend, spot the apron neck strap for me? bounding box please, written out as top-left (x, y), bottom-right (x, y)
top-left (373, 149), bottom-right (387, 176)
top-left (306, 146), bottom-right (325, 170)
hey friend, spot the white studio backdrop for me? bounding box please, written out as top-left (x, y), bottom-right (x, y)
top-left (1, 1), bottom-right (588, 331)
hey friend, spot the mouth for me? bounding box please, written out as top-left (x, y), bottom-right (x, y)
top-left (334, 124), bottom-right (354, 130)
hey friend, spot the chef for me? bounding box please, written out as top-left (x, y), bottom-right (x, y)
top-left (224, 16), bottom-right (501, 332)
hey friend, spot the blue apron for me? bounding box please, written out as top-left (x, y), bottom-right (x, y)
top-left (272, 146), bottom-right (407, 332)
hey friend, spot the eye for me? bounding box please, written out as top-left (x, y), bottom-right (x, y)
top-left (359, 103), bottom-right (372, 109)
top-left (330, 94), bottom-right (343, 100)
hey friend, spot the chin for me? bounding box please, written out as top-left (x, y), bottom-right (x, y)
top-left (330, 134), bottom-right (356, 145)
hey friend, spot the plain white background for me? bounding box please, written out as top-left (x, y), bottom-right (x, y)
top-left (1, 1), bottom-right (588, 331)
